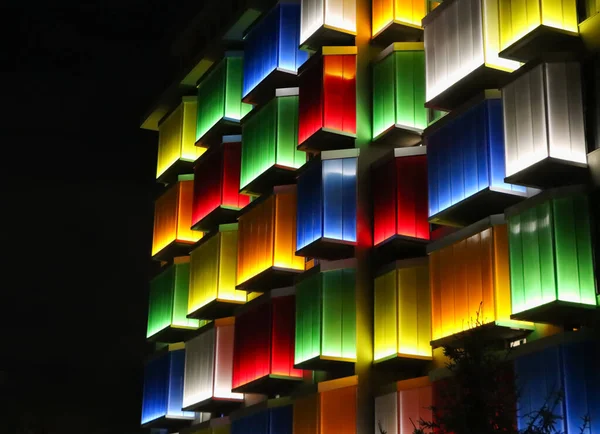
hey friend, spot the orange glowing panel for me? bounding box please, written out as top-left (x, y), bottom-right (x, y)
top-left (152, 175), bottom-right (203, 261)
top-left (236, 185), bottom-right (304, 292)
top-left (298, 47), bottom-right (357, 152)
top-left (372, 0), bottom-right (426, 45)
top-left (427, 215), bottom-right (533, 347)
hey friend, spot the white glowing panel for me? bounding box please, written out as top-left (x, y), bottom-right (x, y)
top-left (423, 0), bottom-right (520, 103)
top-left (300, 0), bottom-right (356, 44)
top-left (503, 62), bottom-right (587, 177)
top-left (182, 322), bottom-right (243, 409)
top-left (375, 392), bottom-right (399, 434)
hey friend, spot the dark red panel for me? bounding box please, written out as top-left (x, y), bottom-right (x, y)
top-left (192, 149), bottom-right (223, 227)
top-left (396, 155), bottom-right (429, 241)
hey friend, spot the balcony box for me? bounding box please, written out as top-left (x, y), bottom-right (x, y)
top-left (374, 258), bottom-right (432, 368)
top-left (236, 185), bottom-right (305, 292)
top-left (240, 88), bottom-right (306, 196)
top-left (188, 224), bottom-right (249, 320)
top-left (297, 47), bottom-right (357, 152)
top-left (152, 175), bottom-right (203, 262)
top-left (422, 0), bottom-right (521, 111)
top-left (507, 187), bottom-right (599, 325)
top-left (512, 332), bottom-right (600, 433)
top-left (195, 53), bottom-right (253, 148)
top-left (182, 319), bottom-right (244, 413)
top-left (427, 215), bottom-right (534, 348)
top-left (294, 259), bottom-right (357, 370)
top-left (372, 43), bottom-right (432, 147)
top-left (426, 91), bottom-right (530, 227)
top-left (242, 3), bottom-right (308, 107)
top-left (232, 288), bottom-right (303, 395)
top-left (503, 60), bottom-right (588, 189)
top-left (231, 398), bottom-right (293, 434)
top-left (180, 417), bottom-right (231, 434)
top-left (498, 0), bottom-right (581, 62)
top-left (372, 0), bottom-right (426, 46)
top-left (300, 0), bottom-right (356, 50)
top-left (579, 5), bottom-right (600, 53)
top-left (156, 97), bottom-right (205, 185)
top-left (375, 377), bottom-right (432, 434)
top-left (191, 137), bottom-right (250, 232)
top-left (372, 148), bottom-right (429, 260)
top-left (141, 344), bottom-right (196, 429)
top-left (293, 376), bottom-right (358, 434)
top-left (296, 149), bottom-right (357, 260)
top-left (147, 257), bottom-right (200, 343)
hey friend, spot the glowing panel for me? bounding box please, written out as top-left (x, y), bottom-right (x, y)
top-left (373, 148), bottom-right (429, 246)
top-left (374, 259), bottom-right (431, 363)
top-left (231, 403), bottom-right (293, 434)
top-left (508, 191), bottom-right (597, 316)
top-left (232, 294), bottom-right (302, 390)
top-left (147, 258), bottom-right (199, 339)
top-left (427, 95), bottom-right (526, 219)
top-left (240, 93), bottom-right (306, 192)
top-left (373, 44), bottom-right (428, 139)
top-left (236, 186), bottom-right (304, 288)
top-left (498, 0), bottom-right (578, 52)
top-left (515, 339), bottom-right (600, 432)
top-left (503, 61), bottom-right (587, 179)
top-left (295, 265), bottom-right (357, 366)
top-left (296, 152), bottom-right (357, 251)
top-left (191, 141), bottom-right (250, 228)
top-left (156, 98), bottom-right (204, 180)
top-left (298, 49), bottom-right (357, 147)
top-left (300, 0), bottom-right (356, 45)
top-left (152, 176), bottom-right (203, 258)
top-left (320, 383), bottom-right (357, 433)
top-left (196, 55), bottom-right (252, 144)
top-left (243, 4), bottom-right (308, 98)
top-left (141, 347), bottom-right (195, 425)
top-left (372, 0), bottom-right (426, 36)
top-left (429, 218), bottom-right (513, 341)
top-left (375, 377), bottom-right (432, 434)
top-left (183, 319), bottom-right (243, 410)
top-left (188, 226), bottom-right (248, 318)
top-left (423, 0), bottom-right (520, 105)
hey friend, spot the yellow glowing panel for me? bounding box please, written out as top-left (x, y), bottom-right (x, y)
top-left (156, 99), bottom-right (205, 179)
top-left (499, 0), bottom-right (578, 51)
top-left (374, 261), bottom-right (431, 362)
top-left (482, 0), bottom-right (522, 72)
top-left (430, 225), bottom-right (513, 341)
top-left (372, 0), bottom-right (426, 36)
top-left (188, 229), bottom-right (247, 315)
top-left (152, 178), bottom-right (203, 257)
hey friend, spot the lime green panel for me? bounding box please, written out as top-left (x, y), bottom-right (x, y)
top-left (276, 95), bottom-right (304, 169)
top-left (394, 51), bottom-right (427, 130)
top-left (172, 263), bottom-right (200, 329)
top-left (241, 99), bottom-right (277, 190)
top-left (224, 57), bottom-right (252, 121)
top-left (322, 268), bottom-right (357, 360)
top-left (373, 53), bottom-right (396, 139)
top-left (295, 272), bottom-right (322, 364)
top-left (197, 61), bottom-right (226, 142)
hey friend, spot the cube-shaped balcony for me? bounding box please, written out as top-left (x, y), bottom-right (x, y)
top-left (300, 0), bottom-right (356, 50)
top-left (372, 0), bottom-right (426, 46)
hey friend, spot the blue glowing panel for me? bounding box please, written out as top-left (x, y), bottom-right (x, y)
top-left (515, 341), bottom-right (600, 433)
top-left (269, 405), bottom-right (293, 434)
top-left (296, 157), bottom-right (357, 250)
top-left (427, 99), bottom-right (526, 218)
top-left (141, 349), bottom-right (195, 426)
top-left (243, 3), bottom-right (308, 98)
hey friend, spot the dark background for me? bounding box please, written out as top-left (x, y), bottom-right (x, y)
top-left (0, 2), bottom-right (199, 432)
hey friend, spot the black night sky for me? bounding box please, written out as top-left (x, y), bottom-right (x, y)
top-left (1, 2), bottom-right (199, 432)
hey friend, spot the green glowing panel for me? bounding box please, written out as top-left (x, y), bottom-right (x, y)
top-left (295, 268), bottom-right (356, 365)
top-left (196, 56), bottom-right (252, 143)
top-left (373, 50), bottom-right (428, 139)
top-left (240, 95), bottom-right (304, 191)
top-left (509, 193), bottom-right (597, 315)
top-left (147, 262), bottom-right (200, 339)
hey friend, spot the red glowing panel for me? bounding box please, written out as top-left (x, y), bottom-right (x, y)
top-left (192, 142), bottom-right (250, 227)
top-left (373, 151), bottom-right (429, 246)
top-left (232, 295), bottom-right (302, 389)
top-left (298, 51), bottom-right (357, 146)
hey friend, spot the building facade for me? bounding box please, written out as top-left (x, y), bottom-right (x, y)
top-left (141, 0), bottom-right (600, 433)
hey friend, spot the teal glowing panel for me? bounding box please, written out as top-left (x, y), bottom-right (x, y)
top-left (243, 3), bottom-right (308, 98)
top-left (296, 156), bottom-right (357, 250)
